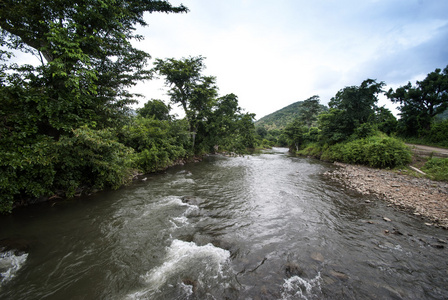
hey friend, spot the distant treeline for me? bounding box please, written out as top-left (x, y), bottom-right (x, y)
top-left (255, 66), bottom-right (448, 173)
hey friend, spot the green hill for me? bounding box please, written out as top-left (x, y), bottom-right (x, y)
top-left (255, 97), bottom-right (327, 130)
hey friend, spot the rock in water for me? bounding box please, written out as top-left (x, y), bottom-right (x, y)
top-left (285, 262), bottom-right (304, 278)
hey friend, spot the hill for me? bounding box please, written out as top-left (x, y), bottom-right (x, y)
top-left (255, 99), bottom-right (327, 130)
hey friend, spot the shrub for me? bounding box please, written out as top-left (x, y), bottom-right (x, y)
top-left (120, 117), bottom-right (187, 173)
top-left (423, 158), bottom-right (448, 181)
top-left (324, 135), bottom-right (412, 168)
top-left (0, 136), bottom-right (57, 212)
top-left (427, 120), bottom-right (448, 147)
top-left (56, 126), bottom-right (134, 195)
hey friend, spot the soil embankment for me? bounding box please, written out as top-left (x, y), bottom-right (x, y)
top-left (325, 162), bottom-right (448, 229)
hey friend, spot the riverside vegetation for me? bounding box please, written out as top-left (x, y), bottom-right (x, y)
top-left (0, 1), bottom-right (257, 213)
top-left (256, 68), bottom-right (448, 181)
top-left (1, 1), bottom-right (447, 213)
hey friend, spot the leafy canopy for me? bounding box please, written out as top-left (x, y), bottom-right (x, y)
top-left (387, 65), bottom-right (448, 136)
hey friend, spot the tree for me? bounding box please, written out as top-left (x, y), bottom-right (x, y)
top-left (329, 79), bottom-right (385, 132)
top-left (256, 126), bottom-right (268, 139)
top-left (374, 106), bottom-right (397, 135)
top-left (0, 0), bottom-right (188, 212)
top-left (386, 66), bottom-right (448, 136)
top-left (284, 118), bottom-right (309, 151)
top-left (0, 0), bottom-right (188, 137)
top-left (152, 56), bottom-right (207, 116)
top-left (318, 79), bottom-right (385, 143)
top-left (137, 99), bottom-right (171, 120)
top-left (152, 56), bottom-right (219, 150)
top-left (299, 95), bottom-right (322, 127)
top-left (203, 93), bottom-right (256, 152)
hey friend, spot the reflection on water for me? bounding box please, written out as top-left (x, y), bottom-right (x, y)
top-left (1, 148), bottom-right (447, 299)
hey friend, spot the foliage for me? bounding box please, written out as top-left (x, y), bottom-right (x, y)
top-left (255, 96), bottom-right (327, 130)
top-left (426, 120), bottom-right (448, 147)
top-left (200, 94), bottom-right (256, 153)
top-left (1, 0), bottom-right (188, 138)
top-left (119, 117), bottom-right (188, 173)
top-left (423, 158), bottom-right (448, 182)
top-left (283, 119), bottom-right (309, 151)
top-left (152, 56), bottom-right (218, 150)
top-left (0, 127), bottom-right (135, 212)
top-left (322, 79), bottom-right (385, 143)
top-left (318, 108), bottom-right (351, 144)
top-left (0, 0), bottom-right (189, 212)
top-left (322, 135), bottom-right (412, 168)
top-left (435, 108), bottom-right (448, 121)
top-left (137, 99), bottom-right (172, 120)
top-left (297, 142), bottom-right (324, 158)
top-left (55, 127), bottom-right (134, 194)
top-left (153, 57), bottom-right (257, 154)
top-left (387, 65), bottom-right (448, 136)
top-left (255, 96), bottom-right (326, 147)
top-left (299, 95), bottom-right (322, 127)
top-left (374, 106), bottom-right (398, 135)
top-left (0, 136), bottom-right (57, 213)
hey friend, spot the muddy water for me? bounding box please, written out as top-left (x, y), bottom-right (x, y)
top-left (1, 148), bottom-right (447, 299)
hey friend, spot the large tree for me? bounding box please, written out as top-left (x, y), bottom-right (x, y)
top-left (298, 95), bottom-right (322, 128)
top-left (0, 0), bottom-right (188, 137)
top-left (153, 56), bottom-right (256, 153)
top-left (0, 0), bottom-right (188, 211)
top-left (152, 56), bottom-right (218, 149)
top-left (319, 79), bottom-right (385, 143)
top-left (386, 66), bottom-right (448, 136)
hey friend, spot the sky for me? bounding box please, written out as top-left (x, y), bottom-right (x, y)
top-left (131, 0), bottom-right (448, 119)
top-left (7, 0), bottom-right (448, 120)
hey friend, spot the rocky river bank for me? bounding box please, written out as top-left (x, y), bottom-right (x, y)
top-left (324, 162), bottom-right (448, 229)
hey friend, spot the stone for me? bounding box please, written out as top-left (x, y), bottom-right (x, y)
top-left (182, 278), bottom-right (198, 294)
top-left (285, 262), bottom-right (304, 278)
top-left (383, 217), bottom-right (392, 222)
top-left (310, 252), bottom-right (324, 262)
top-left (329, 270), bottom-right (349, 281)
top-left (181, 196), bottom-right (203, 206)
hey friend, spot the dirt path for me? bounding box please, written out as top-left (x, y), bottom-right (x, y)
top-left (407, 144), bottom-right (448, 158)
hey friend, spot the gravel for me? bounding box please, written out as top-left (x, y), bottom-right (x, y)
top-left (324, 162), bottom-right (448, 229)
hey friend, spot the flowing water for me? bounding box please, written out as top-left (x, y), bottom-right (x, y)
top-left (1, 148), bottom-right (447, 299)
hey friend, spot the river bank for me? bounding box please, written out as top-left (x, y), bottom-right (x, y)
top-left (324, 162), bottom-right (448, 229)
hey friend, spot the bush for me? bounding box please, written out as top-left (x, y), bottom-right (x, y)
top-left (423, 158), bottom-right (448, 181)
top-left (56, 126), bottom-right (135, 195)
top-left (297, 142), bottom-right (323, 158)
top-left (427, 120), bottom-right (448, 147)
top-left (0, 126), bottom-right (135, 212)
top-left (323, 135), bottom-right (412, 168)
top-left (0, 136), bottom-right (57, 212)
top-left (119, 117), bottom-right (187, 173)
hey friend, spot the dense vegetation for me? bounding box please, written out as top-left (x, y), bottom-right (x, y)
top-left (0, 1), bottom-right (257, 213)
top-left (274, 68), bottom-right (448, 177)
top-left (254, 96), bottom-right (327, 147)
top-left (1, 1), bottom-right (446, 212)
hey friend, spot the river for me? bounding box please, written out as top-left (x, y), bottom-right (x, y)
top-left (1, 148), bottom-right (447, 299)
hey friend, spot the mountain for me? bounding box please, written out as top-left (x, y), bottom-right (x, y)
top-left (255, 100), bottom-right (327, 130)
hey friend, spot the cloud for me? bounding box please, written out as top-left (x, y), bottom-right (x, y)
top-left (132, 0), bottom-right (448, 119)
